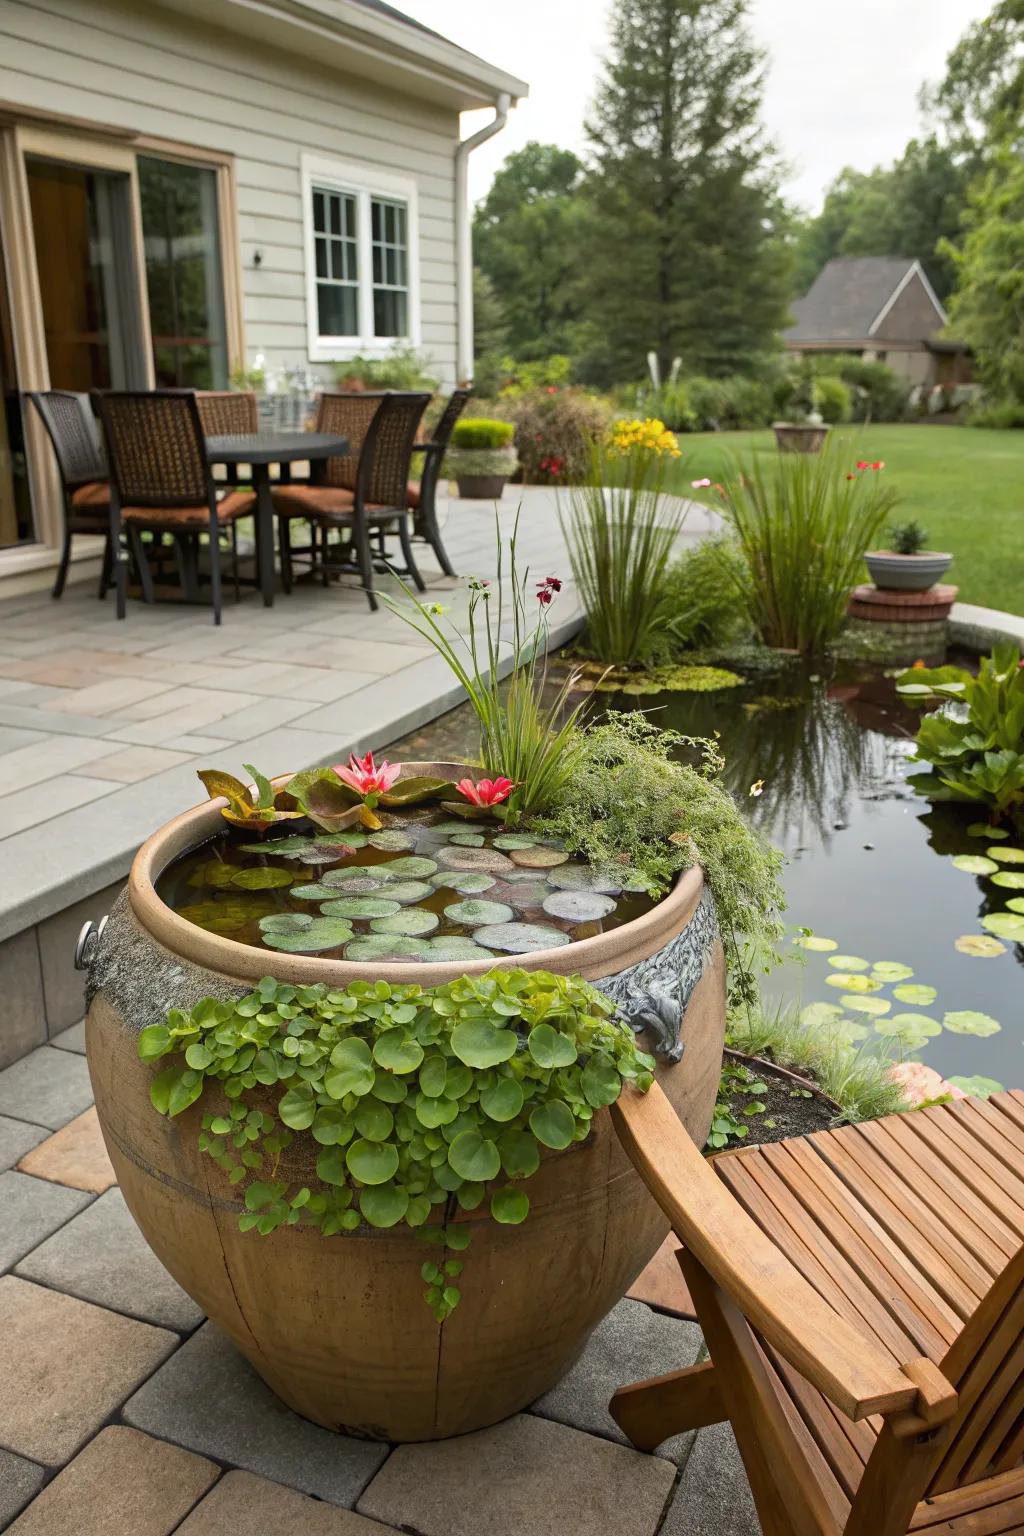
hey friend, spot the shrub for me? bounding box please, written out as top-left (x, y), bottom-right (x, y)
top-left (334, 346), bottom-right (439, 391)
top-left (497, 388), bottom-right (611, 484)
top-left (634, 380), bottom-right (695, 432)
top-left (686, 375), bottom-right (774, 431)
top-left (832, 356), bottom-right (909, 422)
top-left (887, 520), bottom-right (928, 555)
top-left (968, 396), bottom-right (1024, 429)
top-left (497, 355), bottom-right (573, 395)
top-left (561, 434), bottom-right (688, 667)
top-left (813, 374), bottom-right (852, 424)
top-left (660, 538), bottom-right (749, 652)
top-left (719, 444), bottom-right (900, 653)
top-left (450, 418), bottom-right (515, 450)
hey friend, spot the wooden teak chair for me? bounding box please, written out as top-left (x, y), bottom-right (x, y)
top-left (609, 1084), bottom-right (1024, 1535)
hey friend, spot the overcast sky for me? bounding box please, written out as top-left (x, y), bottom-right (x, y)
top-left (396, 0), bottom-right (992, 211)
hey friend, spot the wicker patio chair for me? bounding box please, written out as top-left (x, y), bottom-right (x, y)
top-left (194, 389), bottom-right (259, 437)
top-left (92, 390), bottom-right (254, 624)
top-left (27, 390), bottom-right (111, 599)
top-left (609, 1083), bottom-right (1024, 1536)
top-left (406, 386), bottom-right (470, 578)
top-left (273, 391), bottom-right (431, 609)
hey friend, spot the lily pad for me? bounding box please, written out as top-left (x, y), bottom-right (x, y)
top-left (444, 899), bottom-right (516, 927)
top-left (877, 1012), bottom-right (942, 1043)
top-left (370, 909), bottom-right (439, 937)
top-left (291, 876), bottom-right (385, 900)
top-left (951, 854), bottom-right (999, 875)
top-left (449, 832), bottom-right (485, 847)
top-left (955, 934), bottom-right (1007, 957)
top-left (473, 922), bottom-right (571, 954)
top-left (493, 834), bottom-right (538, 850)
top-left (542, 890), bottom-right (619, 923)
top-left (791, 934), bottom-right (838, 952)
top-left (263, 918), bottom-right (354, 952)
top-left (869, 962), bottom-right (914, 982)
top-left (1007, 898), bottom-right (1024, 915)
top-left (187, 859), bottom-right (236, 888)
top-left (509, 846), bottom-right (570, 869)
top-left (489, 879), bottom-right (551, 910)
top-left (367, 830), bottom-right (415, 852)
top-left (319, 896), bottom-right (401, 919)
top-left (238, 835), bottom-right (316, 855)
top-left (993, 871), bottom-right (1024, 889)
top-left (298, 845), bottom-right (357, 865)
top-left (344, 936), bottom-right (431, 961)
top-left (436, 846), bottom-right (514, 874)
top-left (546, 865), bottom-right (622, 895)
top-left (827, 954), bottom-right (869, 971)
top-left (841, 995), bottom-right (891, 1016)
top-left (834, 1019), bottom-right (871, 1043)
top-left (379, 856), bottom-right (438, 878)
top-left (428, 870), bottom-right (496, 895)
top-left (980, 911), bottom-right (1024, 941)
top-left (947, 1074), bottom-right (1004, 1098)
top-left (969, 823), bottom-right (1008, 840)
top-left (321, 866), bottom-right (390, 887)
top-left (384, 880), bottom-right (435, 905)
top-left (892, 983), bottom-right (937, 1005)
top-left (988, 846), bottom-right (1024, 864)
top-left (426, 936), bottom-right (496, 961)
top-left (825, 973), bottom-right (881, 993)
top-left (800, 1002), bottom-right (843, 1028)
top-left (259, 912), bottom-right (313, 934)
top-left (943, 1009), bottom-right (1001, 1037)
top-left (177, 897), bottom-right (269, 935)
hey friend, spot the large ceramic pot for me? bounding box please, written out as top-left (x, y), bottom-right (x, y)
top-left (772, 421), bottom-right (828, 453)
top-left (85, 763), bottom-right (725, 1442)
top-left (864, 550), bottom-right (953, 592)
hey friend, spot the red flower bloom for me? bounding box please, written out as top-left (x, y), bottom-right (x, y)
top-left (536, 575), bottom-right (562, 606)
top-left (871, 460), bottom-right (885, 470)
top-left (334, 751), bottom-right (400, 797)
top-left (856, 460), bottom-right (869, 470)
top-left (455, 776), bottom-right (516, 807)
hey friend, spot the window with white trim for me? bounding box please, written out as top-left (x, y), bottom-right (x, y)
top-left (302, 155), bottom-right (419, 360)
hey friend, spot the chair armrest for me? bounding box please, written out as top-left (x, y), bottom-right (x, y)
top-left (612, 1084), bottom-right (956, 1425)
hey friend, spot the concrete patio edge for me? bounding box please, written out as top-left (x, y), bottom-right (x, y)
top-left (949, 601), bottom-right (1024, 653)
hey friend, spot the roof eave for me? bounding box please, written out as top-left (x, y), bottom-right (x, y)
top-left (160, 0), bottom-right (529, 110)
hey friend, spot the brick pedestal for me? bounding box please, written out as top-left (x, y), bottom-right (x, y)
top-left (846, 584), bottom-right (958, 665)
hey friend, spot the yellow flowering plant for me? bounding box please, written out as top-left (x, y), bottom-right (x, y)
top-left (608, 417), bottom-right (682, 459)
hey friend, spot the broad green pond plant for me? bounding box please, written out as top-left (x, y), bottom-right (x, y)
top-left (136, 969), bottom-right (654, 1320)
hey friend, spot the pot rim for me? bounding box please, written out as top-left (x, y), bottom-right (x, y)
top-left (128, 761), bottom-right (705, 987)
top-left (865, 549), bottom-right (952, 561)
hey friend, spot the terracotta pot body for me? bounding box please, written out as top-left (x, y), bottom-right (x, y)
top-left (772, 422), bottom-right (828, 453)
top-left (864, 550), bottom-right (953, 592)
top-left (85, 763), bottom-right (725, 1442)
top-left (456, 473), bottom-right (508, 499)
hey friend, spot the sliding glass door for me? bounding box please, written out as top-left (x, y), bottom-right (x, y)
top-left (138, 156), bottom-right (228, 390)
top-left (0, 223), bottom-right (32, 548)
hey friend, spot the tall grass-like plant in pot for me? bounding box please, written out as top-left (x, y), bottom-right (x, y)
top-left (447, 418), bottom-right (518, 499)
top-left (560, 418), bottom-right (687, 666)
top-left (719, 443), bottom-right (899, 653)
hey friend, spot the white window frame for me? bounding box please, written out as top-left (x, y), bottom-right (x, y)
top-left (301, 153), bottom-right (421, 362)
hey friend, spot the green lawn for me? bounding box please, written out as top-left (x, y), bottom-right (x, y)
top-left (666, 424), bottom-right (1024, 615)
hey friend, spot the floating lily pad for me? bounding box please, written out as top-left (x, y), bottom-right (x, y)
top-left (345, 936), bottom-right (431, 961)
top-left (800, 1002), bottom-right (843, 1028)
top-left (834, 1018), bottom-right (871, 1043)
top-left (489, 879), bottom-right (550, 910)
top-left (980, 911), bottom-right (1024, 941)
top-left (229, 866), bottom-right (296, 890)
top-left (436, 846), bottom-right (514, 873)
top-left (509, 846), bottom-right (570, 869)
top-left (993, 871), bottom-right (1024, 889)
top-left (951, 854), bottom-right (999, 875)
top-left (943, 1009), bottom-right (1001, 1037)
top-left (825, 973), bottom-right (881, 993)
top-left (177, 897), bottom-right (269, 935)
top-left (368, 830), bottom-right (415, 852)
top-left (827, 954), bottom-right (869, 971)
top-left (1007, 897), bottom-right (1024, 915)
top-left (370, 909), bottom-right (439, 937)
top-left (947, 1074), bottom-right (1005, 1098)
top-left (263, 918), bottom-right (354, 952)
top-left (968, 823), bottom-right (1008, 840)
top-left (542, 890), bottom-right (618, 923)
top-left (238, 835), bottom-right (315, 855)
top-left (473, 922), bottom-right (571, 954)
top-left (380, 856), bottom-right (439, 878)
top-left (291, 877), bottom-right (384, 899)
top-left (449, 832), bottom-right (485, 847)
top-left (877, 1013), bottom-right (942, 1043)
top-left (384, 880), bottom-right (434, 904)
top-left (259, 912), bottom-right (313, 934)
top-left (842, 994), bottom-right (891, 1016)
top-left (869, 962), bottom-right (914, 982)
top-left (955, 934), bottom-right (1007, 957)
top-left (445, 899), bottom-right (515, 927)
top-left (493, 834), bottom-right (538, 850)
top-left (988, 846), bottom-right (1024, 864)
top-left (187, 859), bottom-right (236, 888)
top-left (298, 845), bottom-right (356, 865)
top-left (321, 865), bottom-right (389, 887)
top-left (546, 865), bottom-right (621, 895)
top-left (426, 936), bottom-right (496, 961)
top-left (892, 983), bottom-right (937, 1005)
top-left (792, 934), bottom-right (838, 952)
top-left (429, 870), bottom-right (497, 895)
top-left (320, 896), bottom-right (401, 919)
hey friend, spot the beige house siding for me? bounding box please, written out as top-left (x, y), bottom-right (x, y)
top-left (0, 0), bottom-right (461, 384)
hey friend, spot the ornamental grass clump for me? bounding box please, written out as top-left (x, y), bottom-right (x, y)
top-left (137, 969), bottom-right (654, 1319)
top-left (719, 442), bottom-right (899, 653)
top-left (560, 419), bottom-right (688, 666)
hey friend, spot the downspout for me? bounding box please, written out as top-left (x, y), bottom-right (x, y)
top-left (455, 92), bottom-right (511, 385)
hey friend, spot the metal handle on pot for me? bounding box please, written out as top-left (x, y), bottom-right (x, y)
top-left (74, 916), bottom-right (108, 971)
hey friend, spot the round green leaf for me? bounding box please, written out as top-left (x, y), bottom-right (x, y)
top-left (474, 922), bottom-right (571, 953)
top-left (969, 823), bottom-right (1008, 839)
top-left (869, 961), bottom-right (914, 982)
top-left (826, 954), bottom-right (869, 971)
top-left (892, 984), bottom-right (937, 1005)
top-left (346, 1138), bottom-right (400, 1184)
top-left (988, 846), bottom-right (1024, 864)
top-left (185, 1041), bottom-right (215, 1070)
top-left (137, 1024), bottom-right (171, 1061)
top-left (263, 918), bottom-right (353, 953)
top-left (1007, 897), bottom-right (1024, 915)
top-left (527, 1023), bottom-right (578, 1069)
top-left (447, 1129), bottom-right (501, 1183)
top-left (490, 1186), bottom-right (530, 1224)
top-left (359, 1183), bottom-right (409, 1228)
top-left (370, 909), bottom-right (439, 937)
top-left (876, 1013), bottom-right (942, 1044)
top-left (841, 995), bottom-right (891, 1016)
top-left (479, 1077), bottom-right (525, 1122)
top-left (792, 934), bottom-right (838, 952)
top-left (315, 1145), bottom-right (348, 1185)
top-left (951, 854), bottom-right (998, 875)
top-left (259, 912), bottom-right (313, 934)
top-left (344, 936), bottom-right (431, 961)
top-left (354, 1099), bottom-right (394, 1142)
top-left (799, 1002), bottom-right (843, 1028)
top-left (429, 870), bottom-right (496, 894)
top-left (947, 1075), bottom-right (1004, 1098)
top-left (529, 1100), bottom-right (575, 1150)
top-left (943, 1010), bottom-right (1001, 1037)
top-left (993, 871), bottom-right (1024, 889)
top-left (325, 1037), bottom-right (375, 1098)
top-left (320, 896), bottom-right (401, 919)
top-left (278, 1083), bottom-right (316, 1129)
top-left (231, 866), bottom-right (295, 889)
top-left (981, 911), bottom-right (1024, 941)
top-left (419, 1056), bottom-right (447, 1098)
top-left (955, 933), bottom-right (1007, 957)
top-left (582, 1055), bottom-right (622, 1107)
top-left (415, 1092), bottom-right (459, 1128)
top-left (498, 1129), bottom-right (540, 1179)
top-left (312, 1107), bottom-right (353, 1146)
top-left (384, 881), bottom-right (434, 904)
top-left (380, 856), bottom-right (438, 878)
top-left (444, 898), bottom-right (515, 927)
top-left (450, 1020), bottom-right (518, 1069)
top-left (825, 973), bottom-right (881, 993)
top-left (373, 1028), bottom-right (424, 1074)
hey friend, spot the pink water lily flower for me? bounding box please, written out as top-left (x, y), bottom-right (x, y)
top-left (335, 751), bottom-right (401, 797)
top-left (455, 776), bottom-right (516, 807)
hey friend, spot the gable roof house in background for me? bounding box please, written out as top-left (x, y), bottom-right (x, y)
top-left (784, 256), bottom-right (971, 389)
top-left (0, 0), bottom-right (527, 594)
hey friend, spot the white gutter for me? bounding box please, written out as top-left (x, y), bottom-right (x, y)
top-left (455, 93), bottom-right (511, 384)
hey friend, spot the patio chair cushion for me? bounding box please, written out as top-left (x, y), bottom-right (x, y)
top-left (69, 480), bottom-right (110, 510)
top-left (272, 483), bottom-right (419, 518)
top-left (121, 489), bottom-right (255, 529)
top-left (706, 1092), bottom-right (1024, 1529)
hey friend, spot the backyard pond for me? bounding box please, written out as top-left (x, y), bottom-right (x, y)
top-left (386, 652), bottom-right (1022, 1092)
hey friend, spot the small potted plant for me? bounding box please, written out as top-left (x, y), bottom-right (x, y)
top-left (773, 358), bottom-right (828, 453)
top-left (865, 520), bottom-right (952, 592)
top-left (447, 418), bottom-right (518, 499)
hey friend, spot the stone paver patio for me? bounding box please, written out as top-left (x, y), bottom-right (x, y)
top-left (0, 1015), bottom-right (759, 1534)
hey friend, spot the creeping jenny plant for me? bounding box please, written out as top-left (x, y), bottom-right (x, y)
top-left (137, 970), bottom-right (654, 1319)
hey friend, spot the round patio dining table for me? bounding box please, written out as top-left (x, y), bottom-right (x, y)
top-left (205, 431), bottom-right (349, 607)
